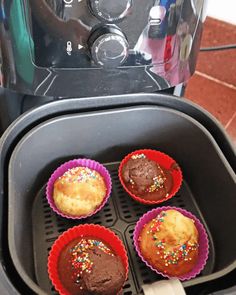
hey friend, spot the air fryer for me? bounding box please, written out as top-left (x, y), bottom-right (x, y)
top-left (0, 0), bottom-right (207, 97)
top-left (0, 0), bottom-right (208, 132)
top-left (1, 1), bottom-right (236, 295)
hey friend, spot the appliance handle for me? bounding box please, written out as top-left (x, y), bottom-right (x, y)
top-left (142, 279), bottom-right (186, 295)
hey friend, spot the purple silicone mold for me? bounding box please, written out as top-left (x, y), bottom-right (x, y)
top-left (46, 159), bottom-right (112, 220)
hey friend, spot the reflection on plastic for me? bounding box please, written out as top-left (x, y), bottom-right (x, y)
top-left (0, 0), bottom-right (205, 96)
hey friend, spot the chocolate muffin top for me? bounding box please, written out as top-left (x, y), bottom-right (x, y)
top-left (123, 156), bottom-right (162, 193)
top-left (122, 154), bottom-right (173, 201)
top-left (58, 238), bottom-right (126, 295)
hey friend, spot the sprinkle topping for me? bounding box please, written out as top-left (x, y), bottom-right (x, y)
top-left (145, 212), bottom-right (199, 266)
top-left (59, 167), bottom-right (98, 183)
top-left (70, 239), bottom-right (114, 286)
top-left (131, 153), bottom-right (146, 160)
top-left (147, 211), bottom-right (166, 234)
top-left (148, 174), bottom-right (166, 193)
top-left (128, 158), bottom-right (167, 193)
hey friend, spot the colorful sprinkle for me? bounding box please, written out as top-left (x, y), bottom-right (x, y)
top-left (70, 239), bottom-right (114, 286)
top-left (59, 167), bottom-right (98, 184)
top-left (127, 157), bottom-right (168, 195)
top-left (131, 154), bottom-right (146, 160)
top-left (130, 179), bottom-right (135, 185)
top-left (146, 212), bottom-right (199, 266)
top-left (147, 170), bottom-right (166, 193)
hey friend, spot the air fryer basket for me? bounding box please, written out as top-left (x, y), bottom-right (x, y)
top-left (0, 94), bottom-right (235, 294)
top-left (7, 105), bottom-right (236, 295)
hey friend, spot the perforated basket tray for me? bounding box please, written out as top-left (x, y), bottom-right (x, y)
top-left (32, 163), bottom-right (214, 295)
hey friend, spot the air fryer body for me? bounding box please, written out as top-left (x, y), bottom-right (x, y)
top-left (0, 0), bottom-right (206, 98)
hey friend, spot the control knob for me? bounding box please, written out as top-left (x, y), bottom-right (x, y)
top-left (88, 0), bottom-right (132, 22)
top-left (88, 25), bottom-right (129, 68)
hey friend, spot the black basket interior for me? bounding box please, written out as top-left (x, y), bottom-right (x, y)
top-left (7, 106), bottom-right (236, 294)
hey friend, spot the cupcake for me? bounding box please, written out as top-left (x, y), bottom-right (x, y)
top-left (53, 166), bottom-right (106, 216)
top-left (48, 225), bottom-right (128, 295)
top-left (138, 209), bottom-right (199, 276)
top-left (119, 149), bottom-right (182, 204)
top-left (46, 159), bottom-right (112, 219)
top-left (134, 207), bottom-right (209, 280)
top-left (58, 238), bottom-right (126, 295)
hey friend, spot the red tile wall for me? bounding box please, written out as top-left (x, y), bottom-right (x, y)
top-left (185, 17), bottom-right (236, 146)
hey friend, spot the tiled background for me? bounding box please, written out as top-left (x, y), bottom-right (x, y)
top-left (185, 17), bottom-right (236, 146)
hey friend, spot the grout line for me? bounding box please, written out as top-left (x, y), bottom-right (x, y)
top-left (225, 112), bottom-right (236, 130)
top-left (195, 71), bottom-right (236, 90)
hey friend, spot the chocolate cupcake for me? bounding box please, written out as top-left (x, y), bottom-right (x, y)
top-left (48, 224), bottom-right (128, 295)
top-left (119, 150), bottom-right (182, 204)
top-left (122, 154), bottom-right (173, 201)
top-left (58, 238), bottom-right (125, 295)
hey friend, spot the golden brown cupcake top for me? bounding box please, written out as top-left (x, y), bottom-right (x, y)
top-left (140, 210), bottom-right (199, 267)
top-left (53, 167), bottom-right (107, 216)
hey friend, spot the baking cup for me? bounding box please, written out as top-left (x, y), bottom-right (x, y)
top-left (133, 206), bottom-right (209, 281)
top-left (46, 159), bottom-right (112, 219)
top-left (48, 224), bottom-right (129, 295)
top-left (119, 149), bottom-right (183, 205)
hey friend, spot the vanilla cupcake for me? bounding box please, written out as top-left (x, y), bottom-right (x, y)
top-left (134, 207), bottom-right (209, 281)
top-left (53, 166), bottom-right (106, 216)
top-left (46, 159), bottom-right (112, 219)
top-left (139, 209), bottom-right (199, 277)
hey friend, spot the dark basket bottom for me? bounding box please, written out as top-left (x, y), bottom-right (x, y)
top-left (32, 162), bottom-right (215, 295)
